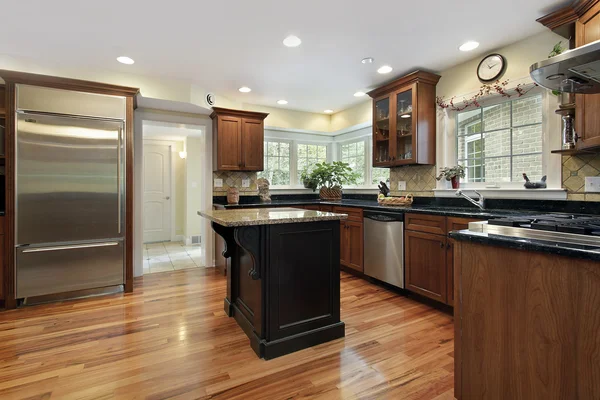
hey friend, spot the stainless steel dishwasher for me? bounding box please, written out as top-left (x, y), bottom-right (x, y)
top-left (363, 210), bottom-right (404, 288)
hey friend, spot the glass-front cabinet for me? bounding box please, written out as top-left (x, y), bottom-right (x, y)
top-left (369, 71), bottom-right (440, 167)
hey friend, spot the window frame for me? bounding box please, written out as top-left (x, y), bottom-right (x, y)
top-left (452, 90), bottom-right (548, 190)
top-left (260, 138), bottom-right (333, 189)
top-left (337, 136), bottom-right (389, 189)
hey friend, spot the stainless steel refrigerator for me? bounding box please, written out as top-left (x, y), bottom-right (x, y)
top-left (15, 88), bottom-right (126, 300)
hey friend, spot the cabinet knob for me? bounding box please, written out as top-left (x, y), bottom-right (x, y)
top-left (440, 242), bottom-right (444, 248)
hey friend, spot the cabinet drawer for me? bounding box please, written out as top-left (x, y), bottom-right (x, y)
top-left (447, 217), bottom-right (481, 233)
top-left (333, 206), bottom-right (363, 222)
top-left (405, 213), bottom-right (446, 235)
top-left (319, 205), bottom-right (334, 212)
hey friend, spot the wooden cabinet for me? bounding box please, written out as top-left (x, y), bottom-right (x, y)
top-left (538, 0), bottom-right (600, 151)
top-left (367, 71), bottom-right (440, 167)
top-left (405, 230), bottom-right (447, 302)
top-left (405, 213), bottom-right (480, 305)
top-left (211, 107), bottom-right (268, 171)
top-left (575, 2), bottom-right (600, 150)
top-left (334, 206), bottom-right (364, 273)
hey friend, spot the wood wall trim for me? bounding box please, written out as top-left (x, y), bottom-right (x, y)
top-left (3, 83), bottom-right (15, 309)
top-left (210, 107), bottom-right (269, 120)
top-left (0, 70), bottom-right (140, 106)
top-left (367, 70), bottom-right (441, 99)
top-left (537, 0), bottom-right (599, 38)
top-left (125, 96), bottom-right (134, 293)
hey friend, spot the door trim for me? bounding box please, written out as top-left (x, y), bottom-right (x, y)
top-left (143, 140), bottom-right (177, 243)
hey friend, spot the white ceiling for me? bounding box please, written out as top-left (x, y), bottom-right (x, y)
top-left (2, 0), bottom-right (568, 114)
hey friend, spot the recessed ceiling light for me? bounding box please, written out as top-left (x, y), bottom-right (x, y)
top-left (377, 65), bottom-right (393, 74)
top-left (277, 100), bottom-right (288, 105)
top-left (238, 86), bottom-right (252, 93)
top-left (117, 56), bottom-right (134, 65)
top-left (361, 57), bottom-right (374, 64)
top-left (283, 35), bottom-right (302, 47)
top-left (459, 41), bottom-right (480, 52)
top-left (324, 109), bottom-right (334, 114)
top-left (354, 91), bottom-right (366, 97)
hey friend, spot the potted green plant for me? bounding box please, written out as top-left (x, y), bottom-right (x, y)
top-left (308, 161), bottom-right (360, 200)
top-left (300, 166), bottom-right (318, 190)
top-left (436, 165), bottom-right (466, 189)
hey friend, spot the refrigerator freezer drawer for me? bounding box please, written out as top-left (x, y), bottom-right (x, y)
top-left (17, 241), bottom-right (124, 298)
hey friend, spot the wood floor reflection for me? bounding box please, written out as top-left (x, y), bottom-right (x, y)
top-left (0, 269), bottom-right (454, 399)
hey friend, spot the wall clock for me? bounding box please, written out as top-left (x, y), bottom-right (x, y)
top-left (477, 54), bottom-right (506, 82)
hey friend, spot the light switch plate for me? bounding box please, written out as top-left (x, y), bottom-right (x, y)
top-left (397, 181), bottom-right (407, 191)
top-left (214, 178), bottom-right (223, 188)
top-left (242, 178), bottom-right (250, 188)
top-left (585, 176), bottom-right (600, 192)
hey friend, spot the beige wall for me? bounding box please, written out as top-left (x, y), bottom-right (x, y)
top-left (243, 103), bottom-right (331, 132)
top-left (437, 31), bottom-right (565, 100)
top-left (330, 101), bottom-right (372, 132)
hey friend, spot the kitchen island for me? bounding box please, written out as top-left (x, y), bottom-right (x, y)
top-left (199, 207), bottom-right (347, 359)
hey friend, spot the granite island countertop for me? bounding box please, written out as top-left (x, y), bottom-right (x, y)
top-left (199, 207), bottom-right (348, 227)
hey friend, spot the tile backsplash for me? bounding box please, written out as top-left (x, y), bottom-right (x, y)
top-left (389, 165), bottom-right (437, 197)
top-left (213, 171), bottom-right (258, 196)
top-left (562, 154), bottom-right (600, 201)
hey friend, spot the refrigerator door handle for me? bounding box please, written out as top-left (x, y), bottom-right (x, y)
top-left (117, 126), bottom-right (122, 234)
top-left (21, 242), bottom-right (120, 253)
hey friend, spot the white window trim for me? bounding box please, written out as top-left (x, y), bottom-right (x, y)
top-left (436, 85), bottom-right (565, 200)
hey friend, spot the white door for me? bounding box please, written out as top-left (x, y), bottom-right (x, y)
top-left (143, 144), bottom-right (171, 243)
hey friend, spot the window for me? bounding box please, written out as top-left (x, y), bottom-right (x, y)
top-left (456, 94), bottom-right (543, 184)
top-left (340, 138), bottom-right (390, 187)
top-left (258, 140), bottom-right (290, 186)
top-left (297, 143), bottom-right (327, 181)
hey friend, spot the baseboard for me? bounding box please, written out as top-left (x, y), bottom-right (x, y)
top-left (173, 234), bottom-right (185, 242)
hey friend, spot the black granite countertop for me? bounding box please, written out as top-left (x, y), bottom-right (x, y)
top-left (213, 198), bottom-right (530, 219)
top-left (449, 230), bottom-right (600, 262)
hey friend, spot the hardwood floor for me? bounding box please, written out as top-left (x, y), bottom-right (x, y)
top-left (0, 269), bottom-right (454, 399)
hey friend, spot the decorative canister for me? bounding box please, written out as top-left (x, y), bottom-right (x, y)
top-left (562, 114), bottom-right (576, 150)
top-left (227, 187), bottom-right (240, 204)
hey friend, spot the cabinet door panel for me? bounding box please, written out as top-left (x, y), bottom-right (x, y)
top-left (446, 238), bottom-right (455, 306)
top-left (0, 235), bottom-right (3, 299)
top-left (241, 118), bottom-right (264, 171)
top-left (217, 116), bottom-right (242, 170)
top-left (346, 220), bottom-right (364, 272)
top-left (576, 8), bottom-right (600, 149)
top-left (339, 222), bottom-right (348, 267)
top-left (405, 230), bottom-right (447, 302)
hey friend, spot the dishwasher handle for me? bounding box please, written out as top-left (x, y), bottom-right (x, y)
top-left (363, 210), bottom-right (404, 222)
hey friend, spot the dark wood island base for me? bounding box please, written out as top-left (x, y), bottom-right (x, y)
top-left (211, 219), bottom-right (345, 360)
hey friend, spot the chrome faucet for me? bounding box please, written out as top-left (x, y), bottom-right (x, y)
top-left (455, 189), bottom-right (485, 210)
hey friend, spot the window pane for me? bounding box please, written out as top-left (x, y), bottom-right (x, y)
top-left (298, 144), bottom-right (307, 158)
top-left (280, 142), bottom-right (290, 157)
top-left (458, 134), bottom-right (482, 160)
top-left (357, 141), bottom-right (365, 153)
top-left (483, 102), bottom-right (510, 131)
top-left (457, 108), bottom-right (481, 136)
top-left (317, 145), bottom-right (327, 159)
top-left (483, 157), bottom-right (511, 182)
top-left (512, 154), bottom-right (543, 182)
top-left (372, 167), bottom-right (390, 185)
top-left (483, 129), bottom-right (510, 158)
top-left (513, 95), bottom-right (542, 126)
top-left (267, 142), bottom-right (279, 156)
top-left (513, 125), bottom-right (542, 155)
top-left (341, 144), bottom-right (349, 159)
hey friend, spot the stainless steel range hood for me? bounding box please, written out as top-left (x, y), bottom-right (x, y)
top-left (530, 40), bottom-right (600, 94)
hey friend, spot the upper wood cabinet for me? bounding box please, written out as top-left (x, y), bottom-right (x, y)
top-left (211, 107), bottom-right (268, 172)
top-left (538, 0), bottom-right (600, 151)
top-left (575, 3), bottom-right (600, 150)
top-left (367, 71), bottom-right (440, 167)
